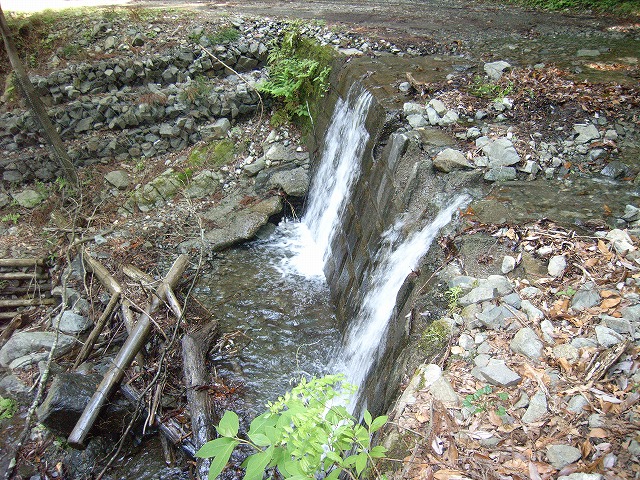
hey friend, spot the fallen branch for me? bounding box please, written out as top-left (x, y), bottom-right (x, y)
top-left (0, 258), bottom-right (46, 267)
top-left (68, 254), bottom-right (189, 449)
top-left (73, 292), bottom-right (121, 369)
top-left (0, 298), bottom-right (56, 307)
top-left (182, 322), bottom-right (219, 479)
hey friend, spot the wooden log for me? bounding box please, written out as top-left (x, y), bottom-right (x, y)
top-left (0, 258), bottom-right (46, 267)
top-left (120, 383), bottom-right (196, 457)
top-left (73, 292), bottom-right (121, 369)
top-left (181, 322), bottom-right (219, 479)
top-left (83, 250), bottom-right (122, 296)
top-left (0, 284), bottom-right (52, 295)
top-left (0, 312), bottom-right (20, 320)
top-left (68, 255), bottom-right (189, 449)
top-left (0, 272), bottom-right (48, 281)
top-left (0, 314), bottom-right (23, 347)
top-left (0, 298), bottom-right (56, 307)
top-left (123, 265), bottom-right (156, 288)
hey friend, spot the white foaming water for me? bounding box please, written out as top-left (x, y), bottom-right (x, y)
top-left (277, 87), bottom-right (373, 279)
top-left (333, 195), bottom-right (469, 396)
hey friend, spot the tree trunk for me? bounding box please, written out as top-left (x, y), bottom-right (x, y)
top-left (0, 6), bottom-right (78, 186)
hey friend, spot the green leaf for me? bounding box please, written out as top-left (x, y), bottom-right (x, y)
top-left (249, 432), bottom-right (272, 447)
top-left (207, 439), bottom-right (239, 480)
top-left (363, 410), bottom-right (372, 427)
top-left (369, 415), bottom-right (387, 433)
top-left (497, 392), bottom-right (509, 401)
top-left (217, 410), bottom-right (239, 438)
top-left (370, 445), bottom-right (387, 458)
top-left (196, 436), bottom-right (237, 459)
top-left (249, 411), bottom-right (276, 436)
top-left (326, 469), bottom-right (342, 480)
top-left (355, 452), bottom-right (368, 476)
top-left (243, 446), bottom-right (274, 480)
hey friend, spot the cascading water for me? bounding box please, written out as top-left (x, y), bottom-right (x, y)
top-left (279, 86), bottom-right (373, 278)
top-left (331, 196), bottom-right (468, 400)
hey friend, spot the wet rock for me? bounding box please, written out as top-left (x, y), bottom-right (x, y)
top-left (521, 390), bottom-right (548, 423)
top-left (547, 255), bottom-right (566, 277)
top-left (11, 189), bottom-right (47, 208)
top-left (478, 137), bottom-right (520, 167)
top-left (55, 311), bottom-right (92, 334)
top-left (573, 123), bottom-right (600, 144)
top-left (595, 325), bottom-right (624, 347)
top-left (601, 160), bottom-right (629, 179)
top-left (484, 61), bottom-right (511, 81)
top-left (433, 148), bottom-right (473, 173)
top-left (37, 372), bottom-right (134, 435)
top-left (475, 359), bottom-right (521, 387)
top-left (510, 327), bottom-right (543, 361)
top-left (105, 170), bottom-right (130, 189)
top-left (0, 374), bottom-right (32, 403)
top-left (546, 444), bottom-right (582, 469)
top-left (0, 331), bottom-right (75, 368)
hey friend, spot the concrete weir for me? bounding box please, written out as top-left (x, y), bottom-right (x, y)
top-left (305, 57), bottom-right (477, 415)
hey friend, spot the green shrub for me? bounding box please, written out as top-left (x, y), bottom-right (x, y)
top-left (0, 395), bottom-right (17, 420)
top-left (259, 26), bottom-right (334, 127)
top-left (197, 374), bottom-right (388, 480)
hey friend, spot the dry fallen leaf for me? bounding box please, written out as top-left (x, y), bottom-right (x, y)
top-left (588, 428), bottom-right (609, 438)
top-left (600, 297), bottom-right (621, 309)
top-left (433, 469), bottom-right (470, 480)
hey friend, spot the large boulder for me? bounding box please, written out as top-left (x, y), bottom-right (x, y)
top-left (0, 331), bottom-right (75, 369)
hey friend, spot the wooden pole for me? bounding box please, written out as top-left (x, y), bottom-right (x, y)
top-left (73, 292), bottom-right (121, 369)
top-left (67, 255), bottom-right (189, 448)
top-left (0, 258), bottom-right (46, 267)
top-left (0, 6), bottom-right (78, 186)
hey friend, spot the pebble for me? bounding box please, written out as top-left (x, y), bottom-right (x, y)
top-left (595, 325), bottom-right (624, 347)
top-left (566, 394), bottom-right (589, 414)
top-left (521, 390), bottom-right (547, 423)
top-left (475, 359), bottom-right (521, 387)
top-left (547, 255), bottom-right (566, 277)
top-left (520, 300), bottom-right (544, 322)
top-left (546, 444), bottom-right (582, 469)
top-left (501, 255), bottom-right (516, 274)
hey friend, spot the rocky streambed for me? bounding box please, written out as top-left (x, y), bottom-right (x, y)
top-left (0, 4), bottom-right (639, 480)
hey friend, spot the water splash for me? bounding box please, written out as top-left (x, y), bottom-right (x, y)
top-left (280, 86), bottom-right (373, 279)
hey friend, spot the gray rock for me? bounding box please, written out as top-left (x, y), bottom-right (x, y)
top-left (183, 170), bottom-right (220, 199)
top-left (520, 286), bottom-right (542, 298)
top-left (428, 99), bottom-right (447, 116)
top-left (481, 275), bottom-right (514, 295)
top-left (513, 391), bottom-right (529, 409)
top-left (623, 204), bottom-right (640, 222)
top-left (622, 304), bottom-right (640, 322)
top-left (403, 102), bottom-right (425, 115)
top-left (0, 374), bottom-right (32, 403)
top-left (459, 286), bottom-right (496, 306)
top-left (589, 413), bottom-right (605, 428)
top-left (559, 474), bottom-right (602, 480)
top-left (546, 444), bottom-right (582, 469)
top-left (407, 114), bottom-right (428, 128)
top-left (548, 255), bottom-right (566, 277)
top-left (105, 170), bottom-right (130, 190)
top-left (448, 275), bottom-right (477, 292)
top-left (476, 305), bottom-right (513, 330)
top-left (37, 372), bottom-right (134, 435)
top-left (521, 390), bottom-right (548, 423)
top-left (541, 319), bottom-right (555, 343)
top-left (573, 123), bottom-right (600, 144)
top-left (601, 160), bottom-right (629, 179)
top-left (484, 61), bottom-right (511, 81)
top-left (433, 148), bottom-right (473, 173)
top-left (566, 394), bottom-right (589, 414)
top-left (264, 143), bottom-right (299, 162)
top-left (572, 337), bottom-right (598, 349)
top-left (576, 49), bottom-right (601, 57)
top-left (421, 364), bottom-right (459, 407)
top-left (501, 255), bottom-right (516, 274)
top-left (484, 166), bottom-right (517, 182)
top-left (553, 343), bottom-right (579, 362)
top-left (131, 33), bottom-right (145, 46)
top-left (571, 287), bottom-right (600, 310)
top-left (11, 189), bottom-right (47, 208)
top-left (0, 332), bottom-right (75, 368)
top-left (501, 292), bottom-right (522, 309)
top-left (605, 228), bottom-right (635, 255)
top-left (104, 35), bottom-right (116, 50)
top-left (510, 327), bottom-right (544, 361)
top-left (520, 300), bottom-right (544, 322)
top-left (481, 137), bottom-right (520, 167)
top-left (473, 353), bottom-right (491, 367)
top-left (476, 359), bottom-right (521, 387)
top-left (439, 110), bottom-right (459, 126)
top-left (243, 157), bottom-right (267, 176)
top-left (600, 315), bottom-right (635, 336)
top-left (201, 118), bottom-right (231, 141)
top-left (268, 167), bottom-right (310, 197)
top-left (55, 311), bottom-right (92, 334)
top-left (75, 117), bottom-right (94, 133)
top-left (595, 325), bottom-right (624, 347)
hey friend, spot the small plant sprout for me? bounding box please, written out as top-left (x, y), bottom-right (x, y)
top-left (462, 386), bottom-right (510, 416)
top-left (444, 285), bottom-right (463, 313)
top-left (0, 395), bottom-right (17, 420)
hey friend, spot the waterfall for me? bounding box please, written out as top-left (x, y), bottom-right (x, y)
top-left (278, 85), bottom-right (373, 278)
top-left (332, 195), bottom-right (468, 401)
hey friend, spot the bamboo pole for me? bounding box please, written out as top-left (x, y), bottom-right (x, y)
top-left (0, 258), bottom-right (46, 267)
top-left (67, 255), bottom-right (189, 449)
top-left (0, 272), bottom-right (48, 280)
top-left (0, 298), bottom-right (56, 307)
top-left (73, 292), bottom-right (121, 369)
top-left (83, 250), bottom-right (122, 296)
